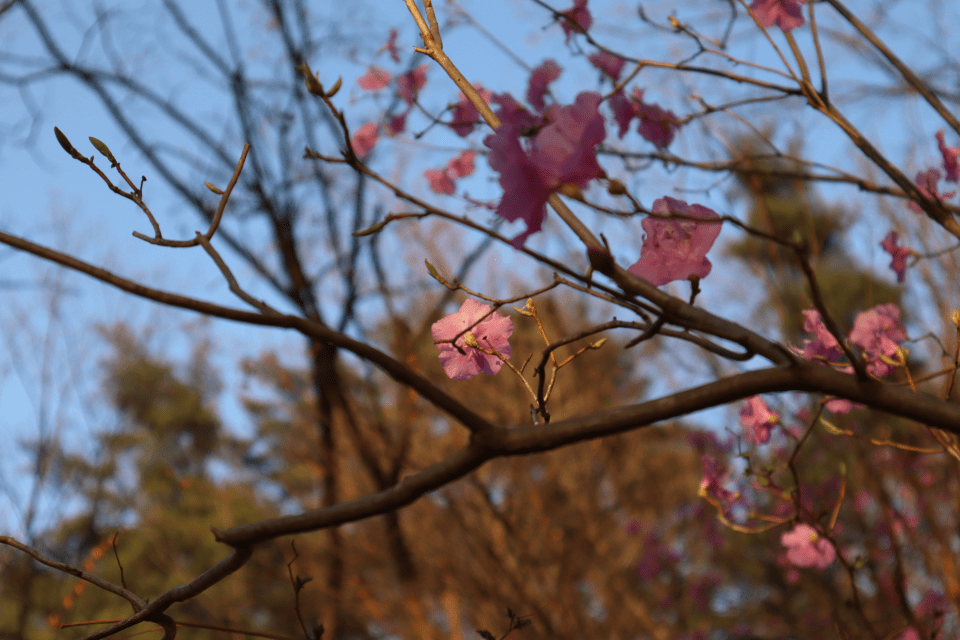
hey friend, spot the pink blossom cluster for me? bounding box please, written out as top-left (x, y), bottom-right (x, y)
top-left (351, 31), bottom-right (432, 158)
top-left (796, 304), bottom-right (907, 379)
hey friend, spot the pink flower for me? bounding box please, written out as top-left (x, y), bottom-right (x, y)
top-left (383, 29), bottom-right (400, 63)
top-left (637, 100), bottom-right (681, 150)
top-left (431, 299), bottom-right (513, 381)
top-left (560, 0), bottom-right (592, 41)
top-left (387, 113), bottom-right (407, 135)
top-left (781, 523), bottom-right (835, 570)
top-left (527, 60), bottom-right (562, 112)
top-left (484, 92), bottom-right (606, 248)
top-left (796, 309), bottom-right (847, 368)
top-left (609, 89), bottom-right (639, 138)
top-left (449, 86), bottom-right (493, 137)
top-left (491, 93), bottom-right (539, 131)
top-left (825, 398), bottom-right (863, 414)
top-left (937, 130), bottom-right (959, 182)
top-left (908, 168), bottom-right (956, 213)
top-left (739, 396), bottom-right (779, 444)
top-left (588, 50), bottom-right (625, 81)
top-left (608, 88), bottom-right (680, 149)
top-left (880, 231), bottom-right (908, 283)
top-left (627, 197), bottom-right (722, 286)
top-left (749, 0), bottom-right (806, 33)
top-left (424, 169), bottom-right (455, 195)
top-left (397, 64), bottom-right (428, 104)
top-left (424, 151), bottom-right (476, 195)
top-left (447, 150), bottom-right (475, 178)
top-left (849, 303), bottom-right (906, 377)
top-left (700, 455), bottom-right (736, 512)
top-left (350, 122), bottom-right (379, 159)
top-left (357, 66), bottom-right (391, 91)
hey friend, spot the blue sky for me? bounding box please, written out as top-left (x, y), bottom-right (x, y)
top-left (1, 0), bottom-right (958, 539)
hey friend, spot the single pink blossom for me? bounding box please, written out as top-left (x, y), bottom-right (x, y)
top-left (447, 150), bottom-right (475, 178)
top-left (739, 396), bottom-right (779, 445)
top-left (386, 113), bottom-right (407, 135)
top-left (397, 64), bottom-right (428, 104)
top-left (424, 151), bottom-right (476, 195)
top-left (449, 87), bottom-right (493, 137)
top-left (424, 169), bottom-right (455, 195)
top-left (560, 0), bottom-right (592, 41)
top-left (607, 88), bottom-right (680, 148)
top-left (627, 197), bottom-right (722, 286)
top-left (484, 92), bottom-right (606, 248)
top-left (527, 60), bottom-right (562, 112)
top-left (588, 50), bottom-right (625, 81)
top-left (880, 231), bottom-right (908, 283)
top-left (431, 299), bottom-right (513, 381)
top-left (781, 523), bottom-right (835, 570)
top-left (491, 93), bottom-right (539, 131)
top-left (909, 168), bottom-right (956, 213)
top-left (609, 89), bottom-right (639, 138)
top-left (795, 309), bottom-right (848, 368)
top-left (383, 29), bottom-right (400, 63)
top-left (937, 130), bottom-right (959, 182)
top-left (825, 398), bottom-right (864, 414)
top-left (749, 0), bottom-right (806, 32)
top-left (849, 303), bottom-right (906, 377)
top-left (350, 122), bottom-right (378, 159)
top-left (357, 66), bottom-right (391, 91)
top-left (700, 455), bottom-right (736, 512)
top-left (637, 100), bottom-right (681, 150)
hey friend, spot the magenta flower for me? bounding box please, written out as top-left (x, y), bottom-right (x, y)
top-left (749, 0), bottom-right (806, 32)
top-left (350, 123), bottom-right (379, 159)
top-left (397, 64), bottom-right (428, 104)
top-left (908, 168), bottom-right (956, 213)
top-left (937, 130), bottom-right (959, 182)
top-left (491, 93), bottom-right (539, 131)
top-left (700, 454), bottom-right (736, 512)
top-left (431, 299), bottom-right (513, 381)
top-left (739, 396), bottom-right (779, 445)
top-left (526, 60), bottom-right (562, 112)
top-left (637, 100), bottom-right (681, 150)
top-left (627, 197), bottom-right (722, 286)
top-left (880, 231), bottom-right (908, 283)
top-left (383, 29), bottom-right (400, 63)
top-left (424, 169), bottom-right (454, 195)
top-left (781, 523), bottom-right (835, 570)
top-left (449, 86), bottom-right (493, 137)
top-left (796, 309), bottom-right (847, 368)
top-left (357, 66), bottom-right (391, 91)
top-left (608, 88), bottom-right (680, 149)
top-left (849, 303), bottom-right (906, 377)
top-left (424, 151), bottom-right (476, 195)
top-left (387, 113), bottom-right (407, 135)
top-left (559, 0), bottom-right (592, 41)
top-left (484, 92), bottom-right (606, 248)
top-left (588, 50), bottom-right (625, 81)
top-left (448, 150), bottom-right (475, 178)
